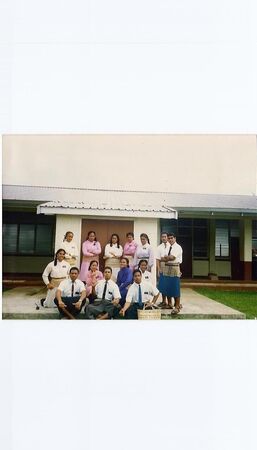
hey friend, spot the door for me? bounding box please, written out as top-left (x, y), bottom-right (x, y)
top-left (81, 219), bottom-right (134, 272)
top-left (231, 237), bottom-right (242, 280)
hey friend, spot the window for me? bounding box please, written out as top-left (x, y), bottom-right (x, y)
top-left (193, 219), bottom-right (208, 258)
top-left (3, 212), bottom-right (55, 256)
top-left (215, 220), bottom-right (229, 258)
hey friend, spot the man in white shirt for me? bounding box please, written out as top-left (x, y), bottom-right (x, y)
top-left (120, 270), bottom-right (159, 320)
top-left (85, 267), bottom-right (121, 320)
top-left (157, 232), bottom-right (183, 313)
top-left (55, 267), bottom-right (87, 319)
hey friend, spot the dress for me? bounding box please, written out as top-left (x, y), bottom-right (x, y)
top-left (84, 269), bottom-right (104, 296)
top-left (133, 243), bottom-right (154, 271)
top-left (42, 260), bottom-right (71, 307)
top-left (116, 266), bottom-right (133, 306)
top-left (104, 243), bottom-right (123, 281)
top-left (123, 240), bottom-right (138, 268)
top-left (156, 242), bottom-right (183, 298)
top-left (61, 240), bottom-right (79, 267)
top-left (79, 240), bottom-right (101, 281)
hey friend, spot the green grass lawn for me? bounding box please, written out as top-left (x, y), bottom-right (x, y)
top-left (194, 288), bottom-right (257, 319)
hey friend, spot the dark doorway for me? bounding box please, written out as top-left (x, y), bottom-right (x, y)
top-left (178, 236), bottom-right (192, 278)
top-left (230, 237), bottom-right (242, 280)
top-left (81, 219), bottom-right (134, 272)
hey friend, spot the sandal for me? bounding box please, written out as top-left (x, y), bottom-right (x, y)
top-left (171, 308), bottom-right (179, 315)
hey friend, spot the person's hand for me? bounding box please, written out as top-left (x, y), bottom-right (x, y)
top-left (112, 299), bottom-right (120, 306)
top-left (58, 300), bottom-right (67, 308)
top-left (119, 308), bottom-right (125, 317)
top-left (110, 252), bottom-right (116, 257)
top-left (47, 283), bottom-right (54, 289)
top-left (73, 300), bottom-right (82, 310)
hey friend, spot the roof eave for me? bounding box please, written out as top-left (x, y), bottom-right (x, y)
top-left (37, 205), bottom-right (178, 219)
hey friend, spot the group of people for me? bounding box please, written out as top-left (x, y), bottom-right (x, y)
top-left (41, 230), bottom-right (183, 319)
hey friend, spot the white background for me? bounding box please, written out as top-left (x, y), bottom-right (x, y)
top-left (0, 1), bottom-right (257, 449)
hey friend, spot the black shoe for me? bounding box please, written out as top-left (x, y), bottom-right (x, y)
top-left (40, 298), bottom-right (45, 307)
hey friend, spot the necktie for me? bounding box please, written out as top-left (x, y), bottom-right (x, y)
top-left (102, 280), bottom-right (108, 300)
top-left (71, 281), bottom-right (75, 297)
top-left (138, 284), bottom-right (143, 306)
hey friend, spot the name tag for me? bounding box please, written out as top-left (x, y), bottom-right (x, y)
top-left (75, 291), bottom-right (80, 295)
top-left (62, 266), bottom-right (66, 268)
top-left (144, 292), bottom-right (149, 295)
top-left (108, 291), bottom-right (113, 295)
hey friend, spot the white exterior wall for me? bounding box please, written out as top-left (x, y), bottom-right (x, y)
top-left (55, 215), bottom-right (159, 283)
top-left (3, 134), bottom-right (257, 195)
top-left (134, 218), bottom-right (159, 284)
top-left (55, 215), bottom-right (82, 266)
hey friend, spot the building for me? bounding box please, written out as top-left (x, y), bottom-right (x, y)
top-left (2, 134), bottom-right (257, 280)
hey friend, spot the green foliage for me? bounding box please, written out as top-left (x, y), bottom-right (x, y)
top-left (194, 289), bottom-right (257, 320)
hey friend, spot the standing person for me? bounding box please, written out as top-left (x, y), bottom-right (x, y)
top-left (156, 232), bottom-right (173, 309)
top-left (120, 269), bottom-right (159, 320)
top-left (84, 260), bottom-right (103, 302)
top-left (123, 232), bottom-right (138, 268)
top-left (116, 257), bottom-right (133, 307)
top-left (55, 267), bottom-right (87, 319)
top-left (61, 231), bottom-right (79, 267)
top-left (138, 259), bottom-right (152, 282)
top-left (103, 233), bottom-right (123, 281)
top-left (157, 232), bottom-right (183, 313)
top-left (41, 249), bottom-right (70, 308)
top-left (79, 231), bottom-right (101, 282)
top-left (133, 233), bottom-right (154, 271)
top-left (85, 267), bottom-right (121, 320)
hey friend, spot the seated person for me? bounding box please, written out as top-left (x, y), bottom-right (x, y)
top-left (85, 267), bottom-right (121, 320)
top-left (55, 267), bottom-right (87, 319)
top-left (138, 259), bottom-right (152, 282)
top-left (120, 269), bottom-right (159, 320)
top-left (116, 257), bottom-right (133, 307)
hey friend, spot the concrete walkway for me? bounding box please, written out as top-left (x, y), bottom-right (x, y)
top-left (2, 286), bottom-right (246, 319)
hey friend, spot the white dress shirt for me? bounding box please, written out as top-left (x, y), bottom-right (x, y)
top-left (95, 279), bottom-right (121, 301)
top-left (61, 240), bottom-right (79, 259)
top-left (57, 278), bottom-right (86, 297)
top-left (104, 243), bottom-right (123, 258)
top-left (140, 269), bottom-right (152, 282)
top-left (126, 281), bottom-right (159, 303)
top-left (42, 260), bottom-right (71, 285)
top-left (156, 242), bottom-right (172, 260)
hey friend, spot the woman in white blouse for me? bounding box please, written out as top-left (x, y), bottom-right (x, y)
top-left (61, 231), bottom-right (79, 267)
top-left (133, 233), bottom-right (154, 271)
top-left (103, 233), bottom-right (123, 281)
top-left (41, 248), bottom-right (70, 308)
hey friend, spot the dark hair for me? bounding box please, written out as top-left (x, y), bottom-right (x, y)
top-left (70, 267), bottom-right (79, 273)
top-left (126, 232), bottom-right (134, 238)
top-left (63, 231), bottom-right (73, 242)
top-left (54, 248), bottom-right (66, 266)
top-left (88, 260), bottom-right (99, 270)
top-left (138, 259), bottom-right (148, 267)
top-left (104, 266), bottom-right (112, 273)
top-left (161, 231), bottom-right (168, 236)
top-left (133, 269), bottom-right (141, 277)
top-left (110, 233), bottom-right (120, 248)
top-left (168, 233), bottom-right (176, 239)
top-left (87, 231), bottom-right (97, 241)
top-left (120, 257), bottom-right (129, 267)
top-left (140, 233), bottom-right (150, 244)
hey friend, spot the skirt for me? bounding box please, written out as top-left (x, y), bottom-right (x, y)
top-left (43, 277), bottom-right (66, 308)
top-left (158, 274), bottom-right (180, 297)
top-left (105, 257), bottom-right (120, 282)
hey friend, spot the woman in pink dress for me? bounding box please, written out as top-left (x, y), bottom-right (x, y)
top-left (123, 232), bottom-right (138, 269)
top-left (79, 231), bottom-right (101, 282)
top-left (85, 260), bottom-right (103, 302)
